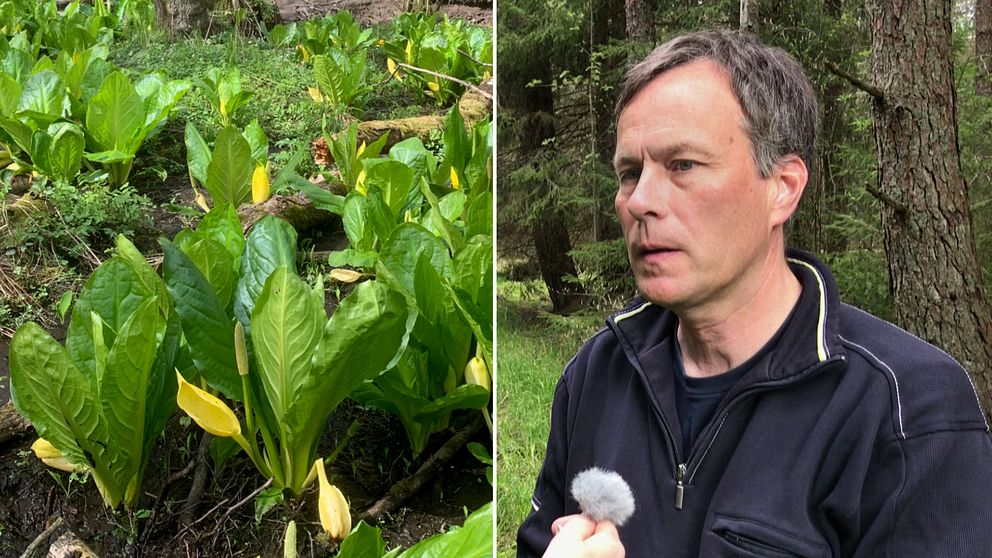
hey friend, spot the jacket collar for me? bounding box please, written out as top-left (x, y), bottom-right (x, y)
top-left (608, 248), bottom-right (845, 383)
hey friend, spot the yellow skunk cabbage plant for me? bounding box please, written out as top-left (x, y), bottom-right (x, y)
top-left (175, 265), bottom-right (411, 504)
top-left (9, 237), bottom-right (181, 508)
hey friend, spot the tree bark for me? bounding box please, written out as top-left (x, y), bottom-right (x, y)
top-left (525, 63), bottom-right (586, 312)
top-left (867, 0), bottom-right (992, 420)
top-left (625, 0), bottom-right (654, 43)
top-left (977, 0), bottom-right (992, 96)
top-left (153, 0), bottom-right (209, 38)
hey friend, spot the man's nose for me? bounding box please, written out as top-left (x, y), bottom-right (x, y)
top-left (625, 167), bottom-right (668, 220)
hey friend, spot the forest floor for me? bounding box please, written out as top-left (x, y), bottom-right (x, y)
top-left (0, 1), bottom-right (492, 556)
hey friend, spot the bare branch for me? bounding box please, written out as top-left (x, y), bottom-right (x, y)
top-left (396, 62), bottom-right (493, 100)
top-left (825, 60), bottom-right (886, 103)
top-left (864, 182), bottom-right (908, 214)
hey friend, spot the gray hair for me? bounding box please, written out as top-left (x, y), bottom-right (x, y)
top-left (616, 30), bottom-right (819, 178)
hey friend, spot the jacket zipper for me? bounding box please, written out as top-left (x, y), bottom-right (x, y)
top-left (676, 355), bottom-right (848, 509)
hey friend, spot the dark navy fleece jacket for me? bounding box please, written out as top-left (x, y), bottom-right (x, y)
top-left (517, 249), bottom-right (992, 557)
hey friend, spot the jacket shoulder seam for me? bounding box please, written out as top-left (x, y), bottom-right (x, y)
top-left (839, 334), bottom-right (907, 440)
top-left (841, 305), bottom-right (989, 432)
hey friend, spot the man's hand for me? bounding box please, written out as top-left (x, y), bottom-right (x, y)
top-left (542, 514), bottom-right (626, 558)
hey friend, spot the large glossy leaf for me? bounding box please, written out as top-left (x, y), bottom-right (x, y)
top-left (464, 192), bottom-right (492, 240)
top-left (233, 216), bottom-right (298, 329)
top-left (342, 192), bottom-right (374, 251)
top-left (205, 125), bottom-right (252, 207)
top-left (9, 322), bottom-right (106, 474)
top-left (100, 297), bottom-right (161, 494)
top-left (388, 137), bottom-right (436, 189)
top-left (335, 522), bottom-right (386, 558)
top-left (376, 223), bottom-right (453, 301)
top-left (47, 121), bottom-right (84, 183)
top-left (243, 119), bottom-right (268, 164)
top-left (250, 266), bottom-right (324, 441)
top-left (0, 73), bottom-right (21, 115)
top-left (184, 122), bottom-right (210, 186)
top-left (0, 113), bottom-right (33, 154)
top-left (66, 257), bottom-right (153, 380)
top-left (142, 313), bottom-right (181, 469)
top-left (398, 502), bottom-right (492, 558)
top-left (362, 159), bottom-right (415, 216)
top-left (86, 71), bottom-right (144, 153)
top-left (441, 104), bottom-right (470, 174)
top-left (293, 281), bottom-right (411, 470)
top-left (195, 203), bottom-right (244, 262)
top-left (185, 237), bottom-right (237, 310)
top-left (16, 70), bottom-right (64, 124)
top-left (133, 73), bottom-right (190, 150)
top-left (2, 48), bottom-right (34, 85)
top-left (161, 239), bottom-right (241, 400)
top-left (114, 235), bottom-right (173, 319)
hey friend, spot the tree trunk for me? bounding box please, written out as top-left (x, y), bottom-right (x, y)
top-left (739, 0), bottom-right (750, 32)
top-left (977, 0), bottom-right (992, 96)
top-left (524, 63), bottom-right (585, 313)
top-left (153, 0), bottom-right (209, 38)
top-left (867, 0), bottom-right (992, 419)
top-left (625, 0), bottom-right (654, 43)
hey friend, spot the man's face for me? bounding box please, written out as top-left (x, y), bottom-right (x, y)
top-left (613, 59), bottom-right (780, 315)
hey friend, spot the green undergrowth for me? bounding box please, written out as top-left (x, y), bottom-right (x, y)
top-left (496, 277), bottom-right (602, 558)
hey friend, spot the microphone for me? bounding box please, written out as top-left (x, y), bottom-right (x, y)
top-left (570, 467), bottom-right (636, 527)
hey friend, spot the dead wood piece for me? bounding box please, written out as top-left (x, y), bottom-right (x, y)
top-left (359, 416), bottom-right (484, 522)
top-left (236, 193), bottom-right (339, 232)
top-left (181, 432), bottom-right (213, 527)
top-left (0, 402), bottom-right (32, 446)
top-left (357, 83), bottom-right (492, 150)
top-left (20, 517), bottom-right (63, 558)
top-left (46, 530), bottom-right (99, 558)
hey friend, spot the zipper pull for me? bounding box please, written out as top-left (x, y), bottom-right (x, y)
top-left (674, 463), bottom-right (686, 510)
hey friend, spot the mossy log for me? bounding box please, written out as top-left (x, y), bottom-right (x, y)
top-left (236, 192), bottom-right (339, 233)
top-left (356, 81), bottom-right (492, 149)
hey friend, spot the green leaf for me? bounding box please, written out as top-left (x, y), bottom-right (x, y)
top-left (0, 113), bottom-right (33, 154)
top-left (250, 267), bottom-right (325, 457)
top-left (388, 137), bottom-right (436, 189)
top-left (0, 73), bottom-right (21, 115)
top-left (142, 313), bottom-right (181, 471)
top-left (398, 502), bottom-right (492, 558)
top-left (184, 122), bottom-right (211, 186)
top-left (466, 442), bottom-right (491, 465)
top-left (85, 71), bottom-right (144, 154)
top-left (195, 203), bottom-right (244, 262)
top-left (9, 322), bottom-right (106, 474)
top-left (243, 119), bottom-right (268, 164)
top-left (376, 223), bottom-right (453, 301)
top-left (114, 235), bottom-right (174, 319)
top-left (362, 159), bottom-right (416, 217)
top-left (234, 216), bottom-right (298, 330)
top-left (442, 104), bottom-right (470, 172)
top-left (254, 485), bottom-right (285, 522)
top-left (57, 291), bottom-right (74, 322)
top-left (184, 237), bottom-right (237, 309)
top-left (161, 239), bottom-right (241, 400)
top-left (291, 280), bottom-right (411, 489)
top-left (66, 257), bottom-right (153, 380)
top-left (335, 522), bottom-right (386, 558)
top-left (464, 192), bottom-right (492, 240)
top-left (206, 125), bottom-right (253, 207)
top-left (46, 121), bottom-right (84, 183)
top-left (100, 297), bottom-right (161, 496)
top-left (17, 70), bottom-right (64, 124)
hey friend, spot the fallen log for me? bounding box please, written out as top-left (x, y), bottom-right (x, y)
top-left (47, 530), bottom-right (99, 558)
top-left (356, 81), bottom-right (492, 150)
top-left (236, 192), bottom-right (339, 233)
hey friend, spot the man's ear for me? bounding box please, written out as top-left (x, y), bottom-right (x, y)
top-left (768, 155), bottom-right (808, 227)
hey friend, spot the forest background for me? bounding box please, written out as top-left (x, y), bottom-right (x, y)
top-left (496, 0), bottom-right (992, 555)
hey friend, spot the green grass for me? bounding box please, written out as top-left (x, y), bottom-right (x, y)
top-left (496, 278), bottom-right (603, 557)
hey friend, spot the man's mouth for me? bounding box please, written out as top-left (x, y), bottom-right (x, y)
top-left (636, 245), bottom-right (678, 257)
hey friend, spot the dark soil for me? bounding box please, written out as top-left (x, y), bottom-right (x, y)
top-left (275, 0), bottom-right (492, 27)
top-left (0, 402), bottom-right (491, 557)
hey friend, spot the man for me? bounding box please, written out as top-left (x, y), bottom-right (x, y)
top-left (517, 30), bottom-right (992, 557)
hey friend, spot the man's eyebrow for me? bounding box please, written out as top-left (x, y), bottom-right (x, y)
top-left (613, 142), bottom-right (717, 171)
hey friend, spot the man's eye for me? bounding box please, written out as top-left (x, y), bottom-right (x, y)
top-left (619, 169), bottom-right (641, 183)
top-left (671, 160), bottom-right (695, 172)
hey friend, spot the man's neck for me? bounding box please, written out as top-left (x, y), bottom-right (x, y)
top-left (675, 251), bottom-right (802, 379)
